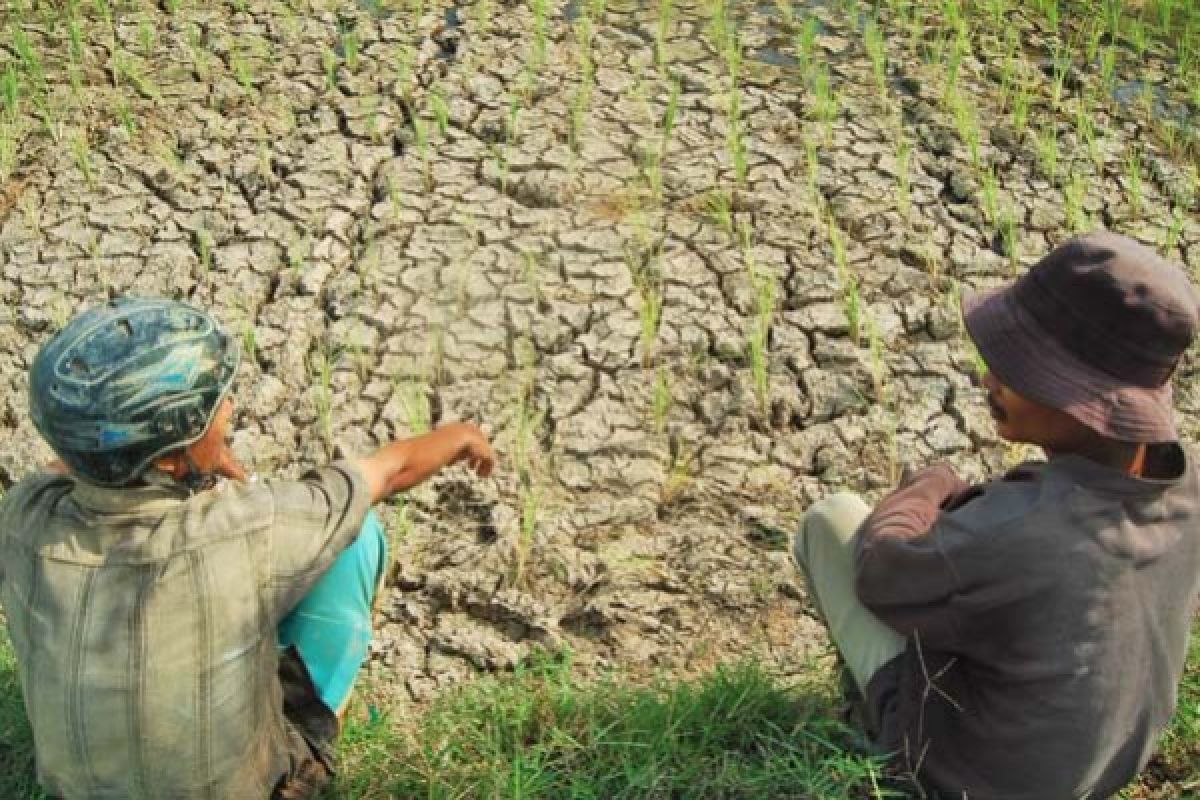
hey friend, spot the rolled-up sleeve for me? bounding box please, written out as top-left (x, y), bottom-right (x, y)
top-left (854, 466), bottom-right (969, 648)
top-left (264, 461), bottom-right (374, 620)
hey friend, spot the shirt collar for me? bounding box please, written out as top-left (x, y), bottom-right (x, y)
top-left (70, 474), bottom-right (193, 514)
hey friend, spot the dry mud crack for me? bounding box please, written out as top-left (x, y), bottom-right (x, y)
top-left (1, 1), bottom-right (1197, 706)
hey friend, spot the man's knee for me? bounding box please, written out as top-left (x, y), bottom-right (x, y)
top-left (793, 491), bottom-right (869, 568)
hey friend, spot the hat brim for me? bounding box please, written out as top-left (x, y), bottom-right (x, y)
top-left (962, 287), bottom-right (1177, 443)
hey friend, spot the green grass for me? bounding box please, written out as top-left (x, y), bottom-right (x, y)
top-left (3, 623), bottom-right (1197, 799)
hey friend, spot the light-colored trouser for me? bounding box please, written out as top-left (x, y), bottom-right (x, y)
top-left (792, 492), bottom-right (906, 696)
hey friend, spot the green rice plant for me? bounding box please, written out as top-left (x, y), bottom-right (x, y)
top-left (746, 255), bottom-right (778, 415)
top-left (1124, 148), bottom-right (1143, 217)
top-left (828, 216), bottom-right (861, 344)
top-left (864, 308), bottom-right (887, 404)
top-left (70, 131), bottom-right (96, 189)
top-left (322, 48), bottom-right (338, 92)
top-left (1127, 16), bottom-right (1148, 58)
top-left (707, 0), bottom-right (733, 58)
top-left (241, 322), bottom-right (257, 364)
top-left (805, 136), bottom-right (820, 203)
top-left (656, 0), bottom-right (674, 68)
top-left (863, 18), bottom-right (888, 99)
top-left (311, 342), bottom-right (337, 456)
top-left (66, 14), bottom-right (86, 65)
top-left (705, 188), bottom-right (734, 232)
top-left (0, 124), bottom-right (15, 183)
top-left (340, 27), bottom-right (361, 72)
top-left (979, 166), bottom-right (999, 225)
top-left (195, 227), bottom-right (213, 283)
top-left (530, 0), bottom-right (550, 70)
top-left (639, 282), bottom-right (664, 367)
top-left (952, 95), bottom-right (982, 168)
top-left (12, 27), bottom-right (45, 90)
top-left (1011, 81), bottom-right (1031, 137)
top-left (1063, 172), bottom-right (1089, 232)
top-left (794, 14), bottom-right (820, 73)
top-left (997, 207), bottom-right (1020, 273)
top-left (807, 64), bottom-right (840, 143)
top-left (430, 87), bottom-right (450, 137)
top-left (230, 48), bottom-right (254, 93)
top-left (116, 97), bottom-right (137, 135)
top-left (412, 115), bottom-right (433, 191)
top-left (137, 19), bottom-right (156, 55)
top-left (395, 379), bottom-right (432, 434)
top-left (727, 87), bottom-right (748, 188)
top-left (1161, 206), bottom-right (1186, 255)
top-left (895, 135), bottom-right (912, 219)
top-left (1034, 124), bottom-right (1059, 182)
top-left (652, 367), bottom-right (671, 434)
top-left (1099, 46), bottom-right (1118, 94)
top-left (0, 66), bottom-right (18, 121)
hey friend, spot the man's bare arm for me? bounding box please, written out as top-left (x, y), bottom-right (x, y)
top-left (353, 422), bottom-right (496, 504)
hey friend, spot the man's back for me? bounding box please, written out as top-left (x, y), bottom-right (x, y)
top-left (0, 464), bottom-right (371, 799)
top-left (860, 446), bottom-right (1200, 798)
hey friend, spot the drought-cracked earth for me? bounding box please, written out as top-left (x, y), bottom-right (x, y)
top-left (1, 0), bottom-right (1197, 704)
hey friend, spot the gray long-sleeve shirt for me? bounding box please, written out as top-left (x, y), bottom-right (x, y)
top-left (857, 445), bottom-right (1200, 800)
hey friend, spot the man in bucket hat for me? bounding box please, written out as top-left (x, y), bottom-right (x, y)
top-left (793, 232), bottom-right (1200, 799)
top-left (0, 297), bottom-right (496, 799)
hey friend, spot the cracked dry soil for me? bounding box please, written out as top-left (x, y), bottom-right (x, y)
top-left (1, 1), bottom-right (1197, 707)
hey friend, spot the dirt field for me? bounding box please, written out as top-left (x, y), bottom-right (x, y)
top-left (1, 0), bottom-right (1197, 708)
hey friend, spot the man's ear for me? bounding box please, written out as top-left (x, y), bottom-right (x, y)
top-left (153, 450), bottom-right (188, 480)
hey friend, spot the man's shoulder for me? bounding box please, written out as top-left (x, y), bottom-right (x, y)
top-left (0, 471), bottom-right (73, 521)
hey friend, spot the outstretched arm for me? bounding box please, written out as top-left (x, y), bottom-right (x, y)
top-left (353, 422), bottom-right (496, 504)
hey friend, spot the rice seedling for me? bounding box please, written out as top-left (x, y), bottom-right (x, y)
top-left (12, 27), bottom-right (45, 91)
top-left (322, 48), bottom-right (339, 92)
top-left (652, 367), bottom-right (671, 434)
top-left (1161, 206), bottom-right (1186, 256)
top-left (805, 137), bottom-right (820, 203)
top-left (430, 87), bottom-right (450, 136)
top-left (396, 379), bottom-right (432, 434)
top-left (1127, 17), bottom-right (1149, 58)
top-left (230, 48), bottom-right (255, 93)
top-left (530, 0), bottom-right (550, 70)
top-left (997, 207), bottom-right (1020, 273)
top-left (1099, 46), bottom-right (1118, 95)
top-left (1034, 124), bottom-right (1059, 182)
top-left (1124, 148), bottom-right (1143, 217)
top-left (828, 216), bottom-right (861, 344)
top-left (70, 131), bottom-right (96, 189)
top-left (707, 0), bottom-right (733, 58)
top-left (311, 342), bottom-right (337, 456)
top-left (340, 26), bottom-right (361, 73)
top-left (1011, 81), bottom-right (1031, 137)
top-left (794, 15), bottom-right (820, 73)
top-left (0, 124), bottom-right (15, 182)
top-left (952, 95), bottom-right (983, 168)
top-left (656, 0), bottom-right (675, 68)
top-left (865, 311), bottom-right (887, 404)
top-left (746, 254), bottom-right (777, 415)
top-left (895, 135), bottom-right (912, 219)
top-left (979, 166), bottom-right (999, 225)
top-left (195, 227), bottom-right (213, 284)
top-left (1063, 172), bottom-right (1090, 232)
top-left (705, 189), bottom-right (734, 233)
top-left (727, 87), bottom-right (748, 189)
top-left (412, 115), bottom-right (433, 191)
top-left (863, 17), bottom-right (888, 100)
top-left (808, 64), bottom-right (839, 142)
top-left (0, 66), bottom-right (18, 122)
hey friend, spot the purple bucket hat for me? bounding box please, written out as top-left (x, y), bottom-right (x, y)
top-left (962, 232), bottom-right (1200, 443)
